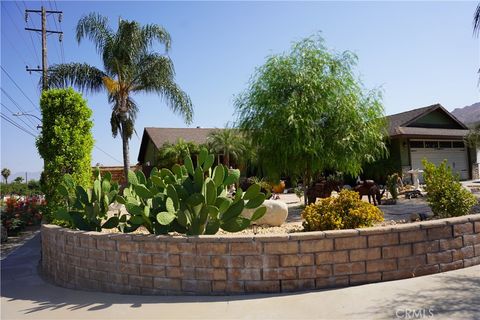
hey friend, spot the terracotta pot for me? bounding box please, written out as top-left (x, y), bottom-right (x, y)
top-left (272, 180), bottom-right (285, 194)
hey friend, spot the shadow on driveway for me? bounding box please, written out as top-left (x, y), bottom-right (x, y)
top-left (0, 235), bottom-right (315, 316)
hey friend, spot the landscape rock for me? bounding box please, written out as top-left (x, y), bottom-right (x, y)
top-left (241, 199), bottom-right (288, 226)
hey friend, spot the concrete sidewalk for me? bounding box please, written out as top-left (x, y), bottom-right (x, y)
top-left (1, 235), bottom-right (479, 320)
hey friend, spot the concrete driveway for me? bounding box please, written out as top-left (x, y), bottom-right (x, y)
top-left (1, 234), bottom-right (479, 320)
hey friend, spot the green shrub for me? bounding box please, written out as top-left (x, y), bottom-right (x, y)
top-left (0, 180), bottom-right (42, 196)
top-left (422, 160), bottom-right (477, 218)
top-left (302, 189), bottom-right (384, 231)
top-left (36, 88), bottom-right (94, 220)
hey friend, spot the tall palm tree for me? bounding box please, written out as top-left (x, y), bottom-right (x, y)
top-left (1, 168), bottom-right (11, 184)
top-left (207, 128), bottom-right (246, 168)
top-left (46, 13), bottom-right (193, 180)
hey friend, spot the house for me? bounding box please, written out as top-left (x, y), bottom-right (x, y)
top-left (386, 104), bottom-right (476, 180)
top-left (95, 165), bottom-right (140, 185)
top-left (137, 127), bottom-right (218, 173)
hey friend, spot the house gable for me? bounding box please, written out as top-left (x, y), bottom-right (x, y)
top-left (406, 108), bottom-right (466, 130)
top-left (387, 104), bottom-right (469, 138)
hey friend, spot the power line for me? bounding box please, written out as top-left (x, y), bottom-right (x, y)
top-left (0, 88), bottom-right (38, 127)
top-left (24, 5), bottom-right (63, 90)
top-left (1, 66), bottom-right (40, 112)
top-left (47, 0), bottom-right (64, 64)
top-left (1, 33), bottom-right (40, 99)
top-left (1, 102), bottom-right (38, 131)
top-left (51, 0), bottom-right (66, 63)
top-left (94, 145), bottom-right (123, 164)
top-left (3, 2), bottom-right (42, 66)
top-left (0, 113), bottom-right (37, 138)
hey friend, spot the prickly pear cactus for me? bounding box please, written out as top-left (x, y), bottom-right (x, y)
top-left (123, 149), bottom-right (267, 235)
top-left (54, 169), bottom-right (122, 231)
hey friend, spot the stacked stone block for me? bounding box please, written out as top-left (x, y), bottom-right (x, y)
top-left (41, 214), bottom-right (480, 295)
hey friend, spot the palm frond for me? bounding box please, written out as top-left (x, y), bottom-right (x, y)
top-left (76, 13), bottom-right (114, 54)
top-left (475, 4), bottom-right (480, 36)
top-left (141, 24), bottom-right (171, 52)
top-left (102, 76), bottom-right (120, 95)
top-left (146, 78), bottom-right (193, 124)
top-left (131, 54), bottom-right (174, 90)
top-left (46, 63), bottom-right (106, 93)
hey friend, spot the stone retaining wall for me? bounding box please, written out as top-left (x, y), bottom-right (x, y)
top-left (41, 214), bottom-right (480, 295)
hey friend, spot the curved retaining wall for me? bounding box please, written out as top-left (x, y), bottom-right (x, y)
top-left (41, 214), bottom-right (480, 295)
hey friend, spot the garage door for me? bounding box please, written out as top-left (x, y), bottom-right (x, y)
top-left (410, 140), bottom-right (469, 181)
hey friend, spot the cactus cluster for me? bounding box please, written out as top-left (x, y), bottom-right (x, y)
top-left (54, 150), bottom-right (267, 235)
top-left (55, 169), bottom-right (121, 231)
top-left (118, 149), bottom-right (267, 235)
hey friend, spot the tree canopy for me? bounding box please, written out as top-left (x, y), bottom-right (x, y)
top-left (465, 124), bottom-right (480, 149)
top-left (207, 128), bottom-right (246, 168)
top-left (36, 88), bottom-right (93, 217)
top-left (235, 35), bottom-right (387, 187)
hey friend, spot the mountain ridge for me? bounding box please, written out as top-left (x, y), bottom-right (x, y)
top-left (451, 102), bottom-right (480, 128)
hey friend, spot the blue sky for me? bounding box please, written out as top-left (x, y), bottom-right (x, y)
top-left (1, 1), bottom-right (479, 176)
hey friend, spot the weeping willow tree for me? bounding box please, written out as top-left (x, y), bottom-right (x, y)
top-left (235, 35), bottom-right (387, 204)
top-left (46, 13), bottom-right (193, 181)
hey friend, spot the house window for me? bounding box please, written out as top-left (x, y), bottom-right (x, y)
top-left (409, 141), bottom-right (424, 148)
top-left (424, 141), bottom-right (438, 148)
top-left (439, 141), bottom-right (452, 148)
top-left (452, 141), bottom-right (464, 148)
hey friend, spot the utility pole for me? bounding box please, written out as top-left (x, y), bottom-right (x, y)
top-left (25, 6), bottom-right (63, 91)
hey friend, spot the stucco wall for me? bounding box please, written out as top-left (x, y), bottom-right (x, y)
top-left (41, 214), bottom-right (480, 295)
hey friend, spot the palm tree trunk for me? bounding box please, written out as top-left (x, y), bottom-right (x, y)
top-left (225, 152), bottom-right (230, 168)
top-left (122, 122), bottom-right (130, 184)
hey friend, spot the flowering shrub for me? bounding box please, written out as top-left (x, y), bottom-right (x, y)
top-left (302, 189), bottom-right (384, 231)
top-left (1, 197), bottom-right (44, 235)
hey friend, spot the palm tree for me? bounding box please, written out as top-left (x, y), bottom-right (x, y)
top-left (1, 168), bottom-right (10, 184)
top-left (157, 139), bottom-right (197, 169)
top-left (207, 128), bottom-right (246, 168)
top-left (46, 13), bottom-right (193, 180)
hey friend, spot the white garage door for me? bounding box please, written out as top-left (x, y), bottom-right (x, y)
top-left (410, 140), bottom-right (469, 181)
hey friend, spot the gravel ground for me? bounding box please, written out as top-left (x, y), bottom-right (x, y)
top-left (103, 192), bottom-right (473, 236)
